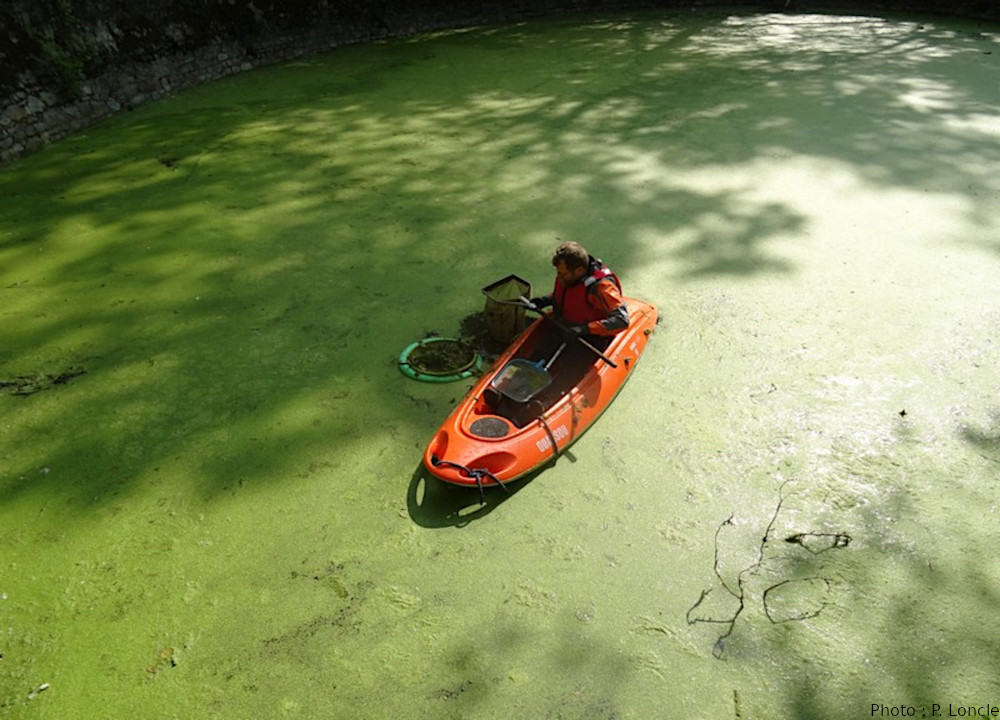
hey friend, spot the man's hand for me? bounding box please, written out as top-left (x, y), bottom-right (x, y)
top-left (528, 296), bottom-right (553, 310)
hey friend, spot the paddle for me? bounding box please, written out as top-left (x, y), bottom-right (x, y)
top-left (517, 296), bottom-right (618, 369)
top-left (480, 276), bottom-right (619, 369)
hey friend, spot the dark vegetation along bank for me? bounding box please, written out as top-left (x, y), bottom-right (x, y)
top-left (1, 0), bottom-right (998, 165)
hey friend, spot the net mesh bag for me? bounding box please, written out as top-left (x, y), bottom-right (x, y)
top-left (481, 274), bottom-right (531, 344)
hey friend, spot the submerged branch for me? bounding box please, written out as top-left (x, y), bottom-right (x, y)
top-left (686, 480), bottom-right (850, 658)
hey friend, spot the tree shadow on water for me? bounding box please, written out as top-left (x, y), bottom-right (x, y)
top-left (778, 550), bottom-right (1000, 718)
top-left (0, 8), bottom-right (996, 522)
top-left (2, 11), bottom-right (1000, 720)
top-left (958, 410), bottom-right (1000, 465)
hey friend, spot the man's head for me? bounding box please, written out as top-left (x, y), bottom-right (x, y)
top-left (552, 241), bottom-right (589, 286)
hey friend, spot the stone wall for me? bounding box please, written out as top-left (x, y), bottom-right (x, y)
top-left (1, 0), bottom-right (997, 165)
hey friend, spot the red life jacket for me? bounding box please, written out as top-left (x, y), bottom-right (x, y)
top-left (553, 259), bottom-right (622, 325)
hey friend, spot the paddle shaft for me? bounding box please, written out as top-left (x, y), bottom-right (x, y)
top-left (518, 296), bottom-right (618, 369)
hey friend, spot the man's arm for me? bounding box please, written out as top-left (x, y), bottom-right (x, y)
top-left (585, 282), bottom-right (629, 336)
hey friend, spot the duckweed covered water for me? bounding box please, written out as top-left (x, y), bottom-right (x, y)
top-left (2, 10), bottom-right (1000, 719)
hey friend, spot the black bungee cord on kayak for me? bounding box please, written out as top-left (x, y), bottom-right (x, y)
top-left (429, 416), bottom-right (562, 501)
top-left (430, 457), bottom-right (510, 501)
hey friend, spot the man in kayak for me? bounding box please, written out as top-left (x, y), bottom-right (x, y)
top-left (531, 241), bottom-right (629, 348)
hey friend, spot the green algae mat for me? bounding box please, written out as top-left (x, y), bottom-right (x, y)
top-left (3, 10), bottom-right (1000, 719)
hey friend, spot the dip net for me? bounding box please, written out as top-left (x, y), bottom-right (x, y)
top-left (481, 274), bottom-right (531, 344)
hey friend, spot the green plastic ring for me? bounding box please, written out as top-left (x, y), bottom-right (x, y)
top-left (399, 338), bottom-right (480, 383)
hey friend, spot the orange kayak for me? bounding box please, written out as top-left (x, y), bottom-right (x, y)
top-left (423, 297), bottom-right (658, 490)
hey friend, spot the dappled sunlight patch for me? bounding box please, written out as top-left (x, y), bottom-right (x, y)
top-left (600, 145), bottom-right (679, 200)
top-left (575, 95), bottom-right (648, 127)
top-left (942, 111), bottom-right (1000, 137)
top-left (832, 73), bottom-right (891, 97)
top-left (700, 14), bottom-right (962, 59)
top-left (897, 76), bottom-right (965, 113)
top-left (468, 92), bottom-right (556, 119)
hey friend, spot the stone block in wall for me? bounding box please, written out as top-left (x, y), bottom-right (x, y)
top-left (3, 104), bottom-right (28, 124)
top-left (25, 96), bottom-right (46, 114)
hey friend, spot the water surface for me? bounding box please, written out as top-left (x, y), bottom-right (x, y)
top-left (2, 10), bottom-right (1000, 719)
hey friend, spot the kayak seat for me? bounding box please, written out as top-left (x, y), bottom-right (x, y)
top-left (503, 397), bottom-right (545, 428)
